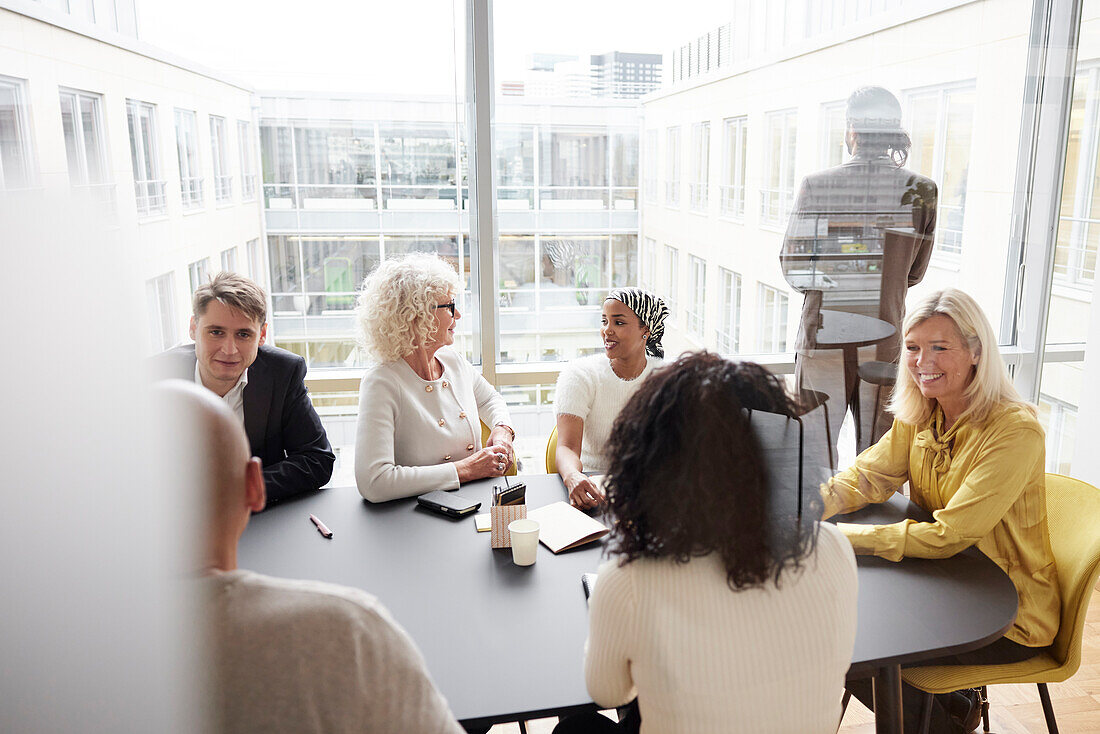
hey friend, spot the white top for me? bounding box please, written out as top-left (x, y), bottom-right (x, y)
top-left (355, 347), bottom-right (511, 502)
top-left (194, 361), bottom-right (248, 425)
top-left (554, 354), bottom-right (662, 472)
top-left (204, 569), bottom-right (464, 734)
top-left (585, 523), bottom-right (858, 734)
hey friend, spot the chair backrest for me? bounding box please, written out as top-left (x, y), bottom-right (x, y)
top-left (545, 425), bottom-right (558, 474)
top-left (1045, 473), bottom-right (1100, 671)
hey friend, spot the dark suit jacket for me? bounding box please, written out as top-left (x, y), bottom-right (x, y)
top-left (781, 155), bottom-right (937, 362)
top-left (150, 344), bottom-right (335, 505)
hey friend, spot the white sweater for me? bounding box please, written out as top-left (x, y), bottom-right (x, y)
top-left (355, 347), bottom-right (511, 502)
top-left (585, 523), bottom-right (858, 734)
top-left (205, 569), bottom-right (464, 734)
top-left (554, 354), bottom-right (662, 472)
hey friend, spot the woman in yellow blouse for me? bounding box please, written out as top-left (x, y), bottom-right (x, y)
top-left (824, 288), bottom-right (1059, 733)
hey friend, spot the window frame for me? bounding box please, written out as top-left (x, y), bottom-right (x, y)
top-left (689, 121), bottom-right (710, 212)
top-left (720, 115), bottom-right (748, 219)
top-left (210, 114), bottom-right (232, 203)
top-left (174, 107), bottom-right (204, 210)
top-left (760, 108), bottom-right (798, 227)
top-left (127, 99), bottom-right (166, 217)
top-left (717, 267), bottom-right (742, 354)
top-left (664, 126), bottom-right (681, 207)
top-left (0, 75), bottom-right (35, 190)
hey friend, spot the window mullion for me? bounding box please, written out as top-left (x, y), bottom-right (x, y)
top-left (466, 0), bottom-right (499, 382)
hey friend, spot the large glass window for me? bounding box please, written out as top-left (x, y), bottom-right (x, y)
top-left (664, 126), bottom-right (681, 206)
top-left (210, 115), bottom-right (232, 203)
top-left (293, 121), bottom-right (378, 208)
top-left (59, 89), bottom-right (108, 192)
top-left (720, 116), bottom-right (747, 218)
top-left (761, 108), bottom-right (797, 225)
top-left (220, 246), bottom-right (239, 273)
top-left (174, 109), bottom-right (203, 209)
top-left (821, 100), bottom-right (847, 168)
top-left (188, 257), bottom-right (211, 294)
top-left (247, 238), bottom-right (266, 290)
top-left (495, 124), bottom-right (534, 207)
top-left (905, 82), bottom-right (976, 258)
top-left (689, 122), bottom-right (710, 211)
top-left (0, 75), bottom-right (33, 190)
top-left (238, 120), bottom-right (257, 201)
top-left (717, 267), bottom-right (741, 354)
top-left (127, 100), bottom-right (165, 216)
top-left (663, 244), bottom-right (680, 319)
top-left (687, 255), bottom-right (706, 336)
top-left (757, 283), bottom-right (788, 353)
top-left (643, 129), bottom-right (658, 203)
top-left (380, 122), bottom-right (459, 207)
top-left (145, 272), bottom-right (176, 352)
top-left (642, 236), bottom-right (658, 292)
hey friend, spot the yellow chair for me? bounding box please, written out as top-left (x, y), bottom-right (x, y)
top-left (480, 421), bottom-right (517, 476)
top-left (901, 473), bottom-right (1100, 734)
top-left (545, 425), bottom-right (558, 474)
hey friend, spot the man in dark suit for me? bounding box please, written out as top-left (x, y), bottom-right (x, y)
top-left (150, 271), bottom-right (334, 504)
top-left (782, 86), bottom-right (938, 454)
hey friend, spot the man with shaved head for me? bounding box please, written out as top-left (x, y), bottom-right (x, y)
top-left (157, 381), bottom-right (463, 733)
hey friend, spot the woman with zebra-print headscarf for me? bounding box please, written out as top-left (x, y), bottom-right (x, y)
top-left (554, 287), bottom-right (668, 509)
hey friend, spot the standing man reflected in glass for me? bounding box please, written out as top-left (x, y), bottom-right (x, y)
top-left (782, 86), bottom-right (937, 459)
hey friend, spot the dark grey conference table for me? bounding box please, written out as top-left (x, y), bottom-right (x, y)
top-left (238, 469), bottom-right (1017, 734)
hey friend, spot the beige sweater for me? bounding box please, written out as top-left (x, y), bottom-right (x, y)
top-left (584, 523), bottom-right (858, 734)
top-left (204, 570), bottom-right (464, 734)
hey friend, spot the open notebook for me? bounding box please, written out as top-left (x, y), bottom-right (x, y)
top-left (525, 501), bottom-right (609, 553)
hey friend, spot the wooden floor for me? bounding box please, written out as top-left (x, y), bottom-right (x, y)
top-left (490, 582), bottom-right (1100, 734)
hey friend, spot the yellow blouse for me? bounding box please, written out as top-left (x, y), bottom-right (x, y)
top-left (821, 402), bottom-right (1060, 647)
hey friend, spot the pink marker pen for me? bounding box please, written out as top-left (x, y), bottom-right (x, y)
top-left (309, 514), bottom-right (333, 539)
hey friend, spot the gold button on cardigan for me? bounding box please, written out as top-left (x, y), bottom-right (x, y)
top-left (821, 402), bottom-right (1060, 647)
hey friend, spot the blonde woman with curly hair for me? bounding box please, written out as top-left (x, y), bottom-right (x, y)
top-left (821, 289), bottom-right (1059, 733)
top-left (354, 254), bottom-right (514, 502)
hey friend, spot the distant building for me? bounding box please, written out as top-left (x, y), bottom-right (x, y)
top-left (591, 51), bottom-right (662, 98)
top-left (500, 51), bottom-right (662, 99)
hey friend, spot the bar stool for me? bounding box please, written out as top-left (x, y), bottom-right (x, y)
top-left (857, 360), bottom-right (897, 442)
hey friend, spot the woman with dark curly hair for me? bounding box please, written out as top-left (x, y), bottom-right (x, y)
top-left (554, 352), bottom-right (858, 734)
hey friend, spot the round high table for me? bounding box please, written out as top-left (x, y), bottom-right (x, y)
top-left (811, 309), bottom-right (897, 444)
top-left (237, 476), bottom-right (1017, 734)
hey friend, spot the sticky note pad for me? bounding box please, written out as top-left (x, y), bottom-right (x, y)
top-left (474, 513), bottom-right (491, 532)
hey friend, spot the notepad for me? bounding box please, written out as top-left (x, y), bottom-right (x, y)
top-left (474, 513), bottom-right (491, 532)
top-left (525, 501), bottom-right (609, 553)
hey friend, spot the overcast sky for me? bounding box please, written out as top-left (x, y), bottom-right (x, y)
top-left (136, 0), bottom-right (735, 93)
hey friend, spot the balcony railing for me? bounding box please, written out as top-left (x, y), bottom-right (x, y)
top-left (135, 180), bottom-right (167, 217)
top-left (715, 328), bottom-right (738, 355)
top-left (689, 182), bottom-right (709, 211)
top-left (74, 182), bottom-right (117, 211)
top-left (180, 177), bottom-right (204, 209)
top-left (241, 174), bottom-right (258, 201)
top-left (759, 187), bottom-right (794, 225)
top-left (262, 183), bottom-right (639, 212)
top-left (720, 184), bottom-right (745, 218)
top-left (664, 180), bottom-right (680, 206)
top-left (686, 309), bottom-right (704, 337)
top-left (1054, 214), bottom-right (1099, 285)
top-left (214, 175), bottom-right (233, 203)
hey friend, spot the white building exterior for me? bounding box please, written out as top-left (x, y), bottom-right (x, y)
top-left (0, 0), bottom-right (264, 353)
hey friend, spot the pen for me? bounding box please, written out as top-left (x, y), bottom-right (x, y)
top-left (310, 514), bottom-right (333, 539)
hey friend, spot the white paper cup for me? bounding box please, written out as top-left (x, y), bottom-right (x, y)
top-left (508, 518), bottom-right (540, 566)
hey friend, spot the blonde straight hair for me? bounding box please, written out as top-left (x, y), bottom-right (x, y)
top-left (889, 289), bottom-right (1034, 426)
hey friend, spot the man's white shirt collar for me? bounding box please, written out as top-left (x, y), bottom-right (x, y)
top-left (193, 361), bottom-right (248, 425)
